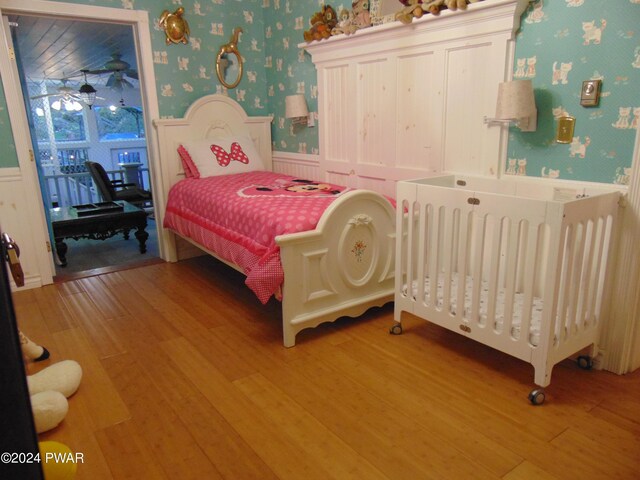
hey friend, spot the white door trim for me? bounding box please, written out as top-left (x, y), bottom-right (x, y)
top-left (0, 0), bottom-right (163, 286)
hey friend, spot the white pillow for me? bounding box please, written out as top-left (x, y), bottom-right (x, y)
top-left (179, 135), bottom-right (266, 178)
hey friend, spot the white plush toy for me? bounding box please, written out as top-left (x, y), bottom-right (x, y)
top-left (29, 360), bottom-right (82, 433)
top-left (21, 333), bottom-right (83, 434)
top-left (30, 391), bottom-right (69, 434)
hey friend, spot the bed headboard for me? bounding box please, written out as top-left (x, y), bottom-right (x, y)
top-left (153, 94), bottom-right (273, 189)
top-left (152, 94), bottom-right (272, 260)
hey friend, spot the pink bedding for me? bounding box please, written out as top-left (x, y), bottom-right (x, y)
top-left (163, 171), bottom-right (354, 303)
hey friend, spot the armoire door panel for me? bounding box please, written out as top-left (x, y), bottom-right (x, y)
top-left (442, 38), bottom-right (507, 176)
top-left (321, 63), bottom-right (352, 164)
top-left (396, 50), bottom-right (442, 172)
top-left (356, 58), bottom-right (395, 168)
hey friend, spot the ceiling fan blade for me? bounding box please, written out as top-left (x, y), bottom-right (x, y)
top-left (30, 92), bottom-right (58, 100)
top-left (125, 69), bottom-right (138, 80)
top-left (87, 68), bottom-right (114, 75)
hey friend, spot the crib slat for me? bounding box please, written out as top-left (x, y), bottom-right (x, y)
top-left (566, 221), bottom-right (587, 337)
top-left (575, 219), bottom-right (596, 330)
top-left (469, 213), bottom-right (486, 327)
top-left (415, 202), bottom-right (427, 307)
top-left (519, 221), bottom-right (542, 344)
top-left (485, 214), bottom-right (502, 328)
top-left (501, 217), bottom-right (520, 336)
top-left (455, 210), bottom-right (472, 321)
top-left (586, 217), bottom-right (607, 325)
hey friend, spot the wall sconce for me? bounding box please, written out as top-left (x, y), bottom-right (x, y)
top-left (484, 80), bottom-right (537, 132)
top-left (285, 94), bottom-right (309, 127)
top-left (78, 70), bottom-right (97, 109)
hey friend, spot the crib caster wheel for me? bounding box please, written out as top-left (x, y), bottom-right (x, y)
top-left (528, 389), bottom-right (546, 406)
top-left (577, 355), bottom-right (593, 370)
top-left (389, 324), bottom-right (403, 335)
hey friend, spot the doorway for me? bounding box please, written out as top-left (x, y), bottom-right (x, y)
top-left (0, 1), bottom-right (163, 283)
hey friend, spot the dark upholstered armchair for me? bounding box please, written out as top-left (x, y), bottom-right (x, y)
top-left (85, 161), bottom-right (152, 209)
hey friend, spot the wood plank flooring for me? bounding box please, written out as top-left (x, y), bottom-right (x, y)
top-left (13, 256), bottom-right (640, 479)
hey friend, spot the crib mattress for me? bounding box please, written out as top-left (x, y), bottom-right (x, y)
top-left (407, 273), bottom-right (543, 346)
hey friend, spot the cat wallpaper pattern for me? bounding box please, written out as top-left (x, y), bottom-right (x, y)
top-left (508, 0), bottom-right (639, 185)
top-left (0, 0), bottom-right (638, 185)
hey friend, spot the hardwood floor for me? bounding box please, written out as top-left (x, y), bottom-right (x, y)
top-left (13, 256), bottom-right (640, 479)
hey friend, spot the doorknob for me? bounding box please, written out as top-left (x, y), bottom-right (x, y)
top-left (1, 232), bottom-right (24, 287)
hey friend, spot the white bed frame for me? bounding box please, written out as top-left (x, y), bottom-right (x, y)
top-left (154, 94), bottom-right (396, 346)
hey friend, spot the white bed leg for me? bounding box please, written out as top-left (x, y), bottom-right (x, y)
top-left (282, 326), bottom-right (296, 348)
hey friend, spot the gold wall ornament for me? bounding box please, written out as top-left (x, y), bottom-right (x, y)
top-left (216, 27), bottom-right (244, 89)
top-left (159, 7), bottom-right (190, 45)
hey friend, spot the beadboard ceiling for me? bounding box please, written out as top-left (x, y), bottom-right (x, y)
top-left (9, 14), bottom-right (137, 88)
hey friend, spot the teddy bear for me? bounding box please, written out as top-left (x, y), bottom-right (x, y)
top-left (351, 0), bottom-right (372, 29)
top-left (396, 0), bottom-right (435, 24)
top-left (396, 0), bottom-right (480, 24)
top-left (445, 0), bottom-right (476, 11)
top-left (303, 5), bottom-right (338, 42)
top-left (331, 8), bottom-right (357, 36)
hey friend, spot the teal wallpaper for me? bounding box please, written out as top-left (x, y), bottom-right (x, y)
top-left (0, 0), bottom-right (270, 169)
top-left (263, 1), bottom-right (320, 155)
top-left (0, 0), bottom-right (638, 186)
top-left (0, 77), bottom-right (17, 166)
top-left (507, 0), bottom-right (639, 184)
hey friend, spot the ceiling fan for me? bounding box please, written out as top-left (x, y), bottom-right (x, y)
top-left (29, 79), bottom-right (81, 102)
top-left (88, 53), bottom-right (138, 91)
top-left (29, 79), bottom-right (89, 111)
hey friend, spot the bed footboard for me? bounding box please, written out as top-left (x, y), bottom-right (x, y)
top-left (276, 190), bottom-right (396, 347)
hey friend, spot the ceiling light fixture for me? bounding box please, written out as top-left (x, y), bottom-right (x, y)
top-left (78, 70), bottom-right (97, 109)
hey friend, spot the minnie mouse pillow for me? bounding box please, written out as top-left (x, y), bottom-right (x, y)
top-left (178, 134), bottom-right (266, 178)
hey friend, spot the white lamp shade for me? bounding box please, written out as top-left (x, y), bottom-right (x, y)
top-left (285, 94), bottom-right (308, 119)
top-left (495, 80), bottom-right (536, 120)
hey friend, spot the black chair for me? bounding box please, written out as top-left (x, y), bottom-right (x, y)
top-left (85, 161), bottom-right (152, 209)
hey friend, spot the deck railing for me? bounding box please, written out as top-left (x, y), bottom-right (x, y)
top-left (41, 167), bottom-right (151, 208)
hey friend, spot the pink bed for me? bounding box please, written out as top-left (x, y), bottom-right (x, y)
top-left (164, 171), bottom-right (356, 303)
top-left (155, 93), bottom-right (396, 346)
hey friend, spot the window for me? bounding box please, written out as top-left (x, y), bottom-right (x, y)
top-left (95, 106), bottom-right (145, 141)
top-left (32, 104), bottom-right (87, 142)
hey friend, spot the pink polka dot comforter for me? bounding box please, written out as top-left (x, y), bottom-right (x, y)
top-left (164, 171), bottom-right (353, 304)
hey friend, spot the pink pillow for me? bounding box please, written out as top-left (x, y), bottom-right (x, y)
top-left (177, 144), bottom-right (200, 178)
top-left (177, 135), bottom-right (266, 178)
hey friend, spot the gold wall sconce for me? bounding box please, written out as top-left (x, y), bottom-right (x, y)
top-left (484, 80), bottom-right (537, 132)
top-left (216, 27), bottom-right (243, 89)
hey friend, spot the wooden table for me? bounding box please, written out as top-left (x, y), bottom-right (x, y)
top-left (50, 201), bottom-right (148, 267)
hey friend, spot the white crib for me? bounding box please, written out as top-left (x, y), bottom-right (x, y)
top-left (393, 175), bottom-right (622, 404)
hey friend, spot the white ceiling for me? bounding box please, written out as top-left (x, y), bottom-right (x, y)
top-left (9, 14), bottom-right (138, 89)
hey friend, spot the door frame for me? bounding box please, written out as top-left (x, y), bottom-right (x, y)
top-left (0, 0), bottom-right (163, 284)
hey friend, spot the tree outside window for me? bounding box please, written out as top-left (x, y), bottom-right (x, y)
top-left (32, 102), bottom-right (86, 142)
top-left (95, 106), bottom-right (145, 141)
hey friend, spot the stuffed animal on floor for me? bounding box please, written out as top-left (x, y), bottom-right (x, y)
top-left (21, 334), bottom-right (83, 433)
top-left (29, 360), bottom-right (83, 433)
